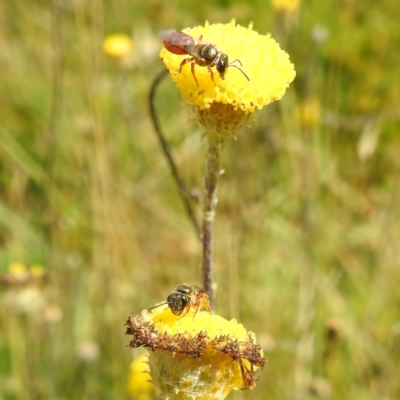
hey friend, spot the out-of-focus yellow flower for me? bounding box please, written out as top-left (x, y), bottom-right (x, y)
top-left (295, 97), bottom-right (321, 128)
top-left (127, 353), bottom-right (154, 400)
top-left (126, 294), bottom-right (265, 400)
top-left (271, 0), bottom-right (300, 12)
top-left (160, 20), bottom-right (295, 114)
top-left (8, 262), bottom-right (28, 278)
top-left (30, 264), bottom-right (45, 278)
top-left (1, 263), bottom-right (47, 287)
top-left (1, 263), bottom-right (48, 315)
top-left (103, 34), bottom-right (133, 58)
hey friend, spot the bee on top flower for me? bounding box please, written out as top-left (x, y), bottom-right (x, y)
top-left (159, 19), bottom-right (295, 115)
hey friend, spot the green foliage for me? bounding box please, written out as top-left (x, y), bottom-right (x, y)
top-left (1, 1), bottom-right (399, 399)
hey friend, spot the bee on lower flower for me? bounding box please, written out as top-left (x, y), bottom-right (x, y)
top-left (148, 283), bottom-right (212, 318)
top-left (126, 283), bottom-right (265, 399)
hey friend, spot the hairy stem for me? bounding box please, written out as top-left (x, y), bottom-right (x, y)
top-left (202, 136), bottom-right (223, 309)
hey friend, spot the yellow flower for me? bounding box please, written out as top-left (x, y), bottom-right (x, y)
top-left (271, 0), bottom-right (300, 12)
top-left (126, 288), bottom-right (265, 400)
top-left (8, 262), bottom-right (27, 277)
top-left (159, 20), bottom-right (295, 114)
top-left (30, 264), bottom-right (46, 278)
top-left (103, 34), bottom-right (133, 58)
top-left (295, 97), bottom-right (321, 128)
top-left (127, 353), bottom-right (154, 400)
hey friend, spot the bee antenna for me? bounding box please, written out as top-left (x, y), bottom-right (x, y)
top-left (147, 302), bottom-right (169, 312)
top-left (230, 64), bottom-right (250, 81)
top-left (230, 58), bottom-right (243, 67)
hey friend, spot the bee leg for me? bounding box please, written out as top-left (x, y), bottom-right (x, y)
top-left (199, 292), bottom-right (212, 314)
top-left (178, 58), bottom-right (186, 73)
top-left (192, 292), bottom-right (212, 319)
top-left (178, 57), bottom-right (192, 73)
top-left (191, 296), bottom-right (202, 320)
top-left (177, 57), bottom-right (198, 85)
top-left (201, 297), bottom-right (212, 314)
top-left (207, 66), bottom-right (216, 85)
top-left (177, 303), bottom-right (192, 320)
top-left (192, 303), bottom-right (201, 320)
top-left (190, 61), bottom-right (199, 86)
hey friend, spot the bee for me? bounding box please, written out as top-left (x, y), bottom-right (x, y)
top-left (148, 284), bottom-right (212, 318)
top-left (159, 29), bottom-right (250, 86)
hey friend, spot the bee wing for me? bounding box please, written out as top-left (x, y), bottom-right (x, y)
top-left (158, 29), bottom-right (198, 55)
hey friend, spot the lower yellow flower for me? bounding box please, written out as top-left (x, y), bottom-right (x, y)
top-left (126, 285), bottom-right (265, 400)
top-left (30, 265), bottom-right (46, 278)
top-left (127, 353), bottom-right (154, 400)
top-left (8, 262), bottom-right (28, 278)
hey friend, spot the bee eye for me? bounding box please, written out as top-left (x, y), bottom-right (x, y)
top-left (167, 292), bottom-right (188, 315)
top-left (216, 54), bottom-right (229, 75)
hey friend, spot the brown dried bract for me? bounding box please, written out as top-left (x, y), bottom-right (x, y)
top-left (126, 315), bottom-right (208, 358)
top-left (125, 314), bottom-right (265, 389)
top-left (209, 333), bottom-right (265, 389)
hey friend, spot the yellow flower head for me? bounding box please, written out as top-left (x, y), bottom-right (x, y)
top-left (126, 284), bottom-right (265, 400)
top-left (159, 20), bottom-right (295, 114)
top-left (8, 262), bottom-right (28, 278)
top-left (271, 0), bottom-right (300, 12)
top-left (1, 263), bottom-right (47, 289)
top-left (30, 264), bottom-right (46, 278)
top-left (103, 34), bottom-right (133, 58)
top-left (295, 97), bottom-right (321, 128)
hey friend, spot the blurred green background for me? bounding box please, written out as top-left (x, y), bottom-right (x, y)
top-left (1, 0), bottom-right (399, 399)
